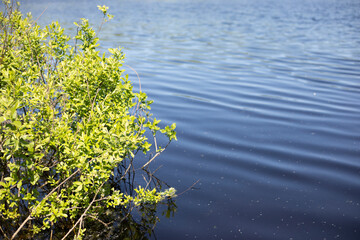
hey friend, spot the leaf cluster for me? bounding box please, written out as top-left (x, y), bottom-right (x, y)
top-left (0, 1), bottom-right (176, 239)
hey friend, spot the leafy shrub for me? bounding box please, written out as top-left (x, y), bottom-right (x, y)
top-left (0, 1), bottom-right (176, 239)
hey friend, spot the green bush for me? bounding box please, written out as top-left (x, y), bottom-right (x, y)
top-left (0, 1), bottom-right (176, 239)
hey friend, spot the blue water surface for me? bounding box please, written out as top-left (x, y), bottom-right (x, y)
top-left (20, 0), bottom-right (360, 239)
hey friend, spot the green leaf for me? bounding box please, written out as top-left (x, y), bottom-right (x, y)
top-left (74, 182), bottom-right (83, 192)
top-left (17, 180), bottom-right (22, 189)
top-left (4, 177), bottom-right (13, 182)
top-left (31, 174), bottom-right (40, 185)
top-left (10, 103), bottom-right (18, 119)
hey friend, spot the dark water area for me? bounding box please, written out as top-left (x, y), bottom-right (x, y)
top-left (19, 0), bottom-right (360, 239)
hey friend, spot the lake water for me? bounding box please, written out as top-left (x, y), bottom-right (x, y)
top-left (20, 0), bottom-right (360, 239)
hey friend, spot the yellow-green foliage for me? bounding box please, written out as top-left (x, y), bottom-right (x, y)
top-left (0, 1), bottom-right (176, 238)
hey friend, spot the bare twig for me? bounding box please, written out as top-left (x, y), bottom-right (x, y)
top-left (96, 15), bottom-right (106, 37)
top-left (142, 165), bottom-right (162, 190)
top-left (153, 135), bottom-right (158, 152)
top-left (50, 223), bottom-right (53, 240)
top-left (141, 141), bottom-right (171, 169)
top-left (142, 174), bottom-right (151, 189)
top-left (120, 162), bottom-right (132, 180)
top-left (125, 64), bottom-right (143, 115)
top-left (0, 225), bottom-right (10, 240)
top-left (124, 64), bottom-right (141, 93)
top-left (30, 6), bottom-right (48, 28)
top-left (61, 181), bottom-right (105, 240)
top-left (11, 165), bottom-right (86, 240)
top-left (177, 179), bottom-right (200, 196)
top-left (76, 217), bottom-right (83, 238)
top-left (141, 152), bottom-right (161, 169)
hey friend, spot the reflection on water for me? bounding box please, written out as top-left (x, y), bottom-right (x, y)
top-left (84, 199), bottom-right (177, 240)
top-left (21, 0), bottom-right (360, 239)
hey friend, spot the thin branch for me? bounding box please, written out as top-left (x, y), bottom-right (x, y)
top-left (86, 78), bottom-right (92, 108)
top-left (30, 6), bottom-right (48, 28)
top-left (142, 174), bottom-right (150, 189)
top-left (118, 204), bottom-right (134, 224)
top-left (120, 162), bottom-right (132, 180)
top-left (50, 223), bottom-right (53, 240)
top-left (143, 165), bottom-right (162, 190)
top-left (153, 134), bottom-right (158, 152)
top-left (0, 225), bottom-right (10, 240)
top-left (11, 165), bottom-right (87, 240)
top-left (91, 79), bottom-right (105, 113)
top-left (61, 181), bottom-right (105, 240)
top-left (76, 217), bottom-right (83, 238)
top-left (85, 214), bottom-right (110, 228)
top-left (96, 15), bottom-right (106, 37)
top-left (74, 27), bottom-right (79, 54)
top-left (124, 64), bottom-right (141, 93)
top-left (177, 179), bottom-right (200, 196)
top-left (141, 141), bottom-right (171, 169)
top-left (141, 152), bottom-right (161, 169)
top-left (125, 64), bottom-right (143, 115)
top-left (10, 216), bottom-right (34, 239)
